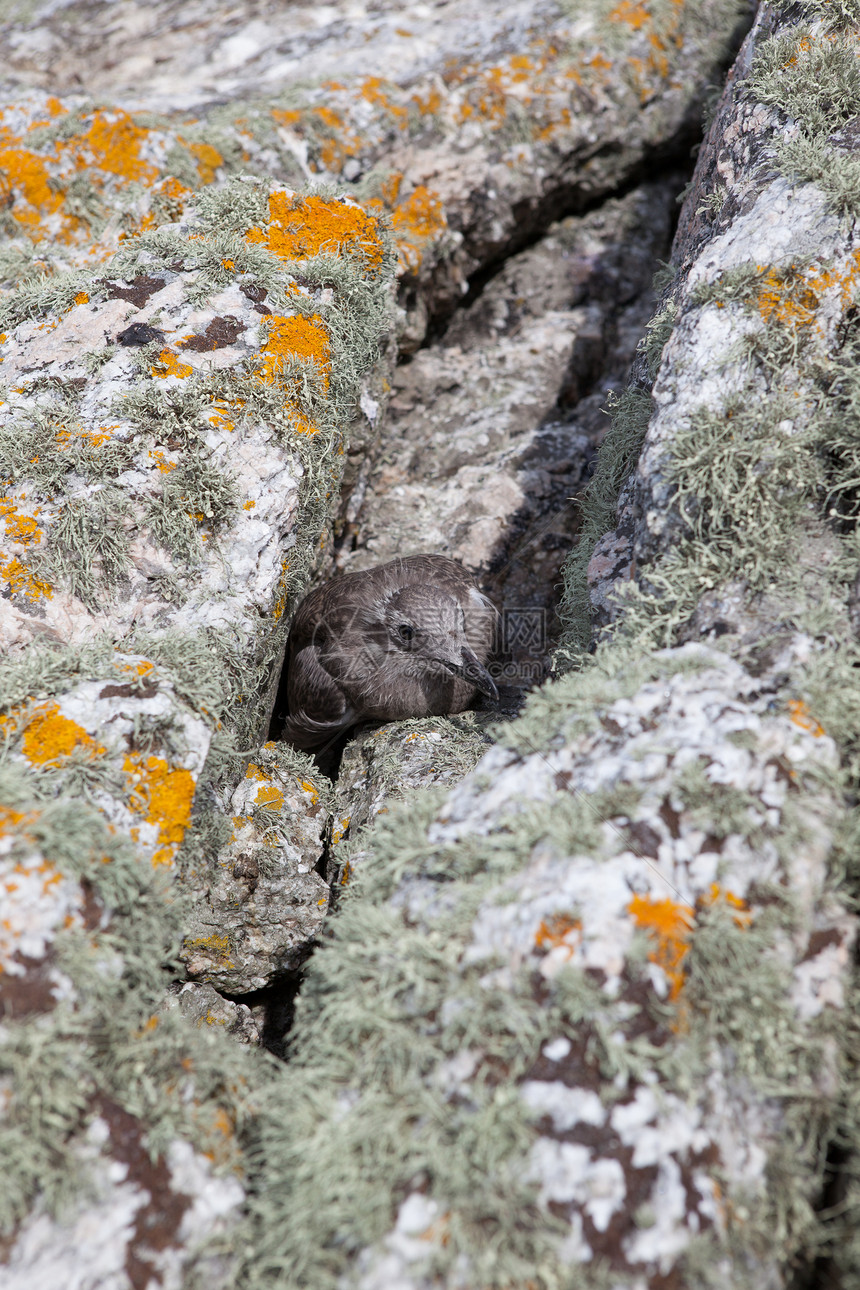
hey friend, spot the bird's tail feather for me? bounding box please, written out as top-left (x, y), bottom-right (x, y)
top-left (281, 709), bottom-right (355, 752)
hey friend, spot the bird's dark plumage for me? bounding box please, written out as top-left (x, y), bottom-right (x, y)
top-left (281, 555), bottom-right (498, 752)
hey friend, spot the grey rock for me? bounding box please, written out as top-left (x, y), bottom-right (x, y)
top-left (328, 713), bottom-right (494, 885)
top-left (337, 182), bottom-right (680, 683)
top-left (182, 744), bottom-right (331, 994)
top-left (168, 981), bottom-right (263, 1046)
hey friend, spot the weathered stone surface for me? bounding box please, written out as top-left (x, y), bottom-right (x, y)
top-left (329, 714), bottom-right (494, 885)
top-left (17, 0), bottom-right (860, 1285)
top-left (249, 639), bottom-right (854, 1286)
top-left (235, 3), bottom-right (860, 1286)
top-left (337, 181), bottom-right (680, 678)
top-left (0, 179), bottom-right (393, 1279)
top-left (0, 1), bottom-right (749, 345)
top-left (168, 981), bottom-right (263, 1046)
top-left (183, 744), bottom-right (330, 993)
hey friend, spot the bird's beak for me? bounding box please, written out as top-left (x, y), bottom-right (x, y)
top-left (446, 647), bottom-right (499, 701)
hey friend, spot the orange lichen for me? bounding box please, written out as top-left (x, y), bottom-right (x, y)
top-left (535, 913), bottom-right (581, 952)
top-left (152, 349), bottom-right (193, 380)
top-left (701, 883), bottom-right (752, 928)
top-left (119, 659), bottom-right (154, 679)
top-left (255, 783), bottom-right (285, 810)
top-left (56, 425), bottom-right (112, 450)
top-left (73, 110), bottom-right (160, 183)
top-left (360, 77), bottom-right (409, 124)
top-left (628, 894), bottom-right (694, 1001)
top-left (21, 703), bottom-right (105, 765)
top-left (299, 779), bottom-right (320, 805)
top-left (149, 449), bottom-right (178, 473)
top-left (0, 497), bottom-right (41, 546)
top-left (755, 252), bottom-right (860, 332)
top-left (609, 0), bottom-right (651, 29)
top-left (0, 104), bottom-right (196, 246)
top-left (252, 191), bottom-right (386, 271)
top-left (177, 137), bottom-right (223, 185)
top-left (0, 137), bottom-right (64, 234)
top-left (73, 291), bottom-right (89, 305)
top-left (0, 555), bottom-right (52, 601)
top-left (123, 752), bottom-right (196, 866)
top-left (271, 108), bottom-right (302, 129)
top-left (390, 185), bottom-right (446, 270)
top-left (271, 560), bottom-right (290, 621)
top-left (787, 699), bottom-right (825, 737)
top-left (258, 313), bottom-right (331, 387)
top-left (207, 405), bottom-right (236, 433)
top-left (0, 805), bottom-right (38, 837)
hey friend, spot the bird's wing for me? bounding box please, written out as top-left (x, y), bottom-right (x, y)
top-left (283, 642), bottom-right (356, 752)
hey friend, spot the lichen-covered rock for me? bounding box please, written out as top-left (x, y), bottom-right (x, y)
top-left (1, 0), bottom-right (750, 345)
top-left (0, 178), bottom-right (391, 665)
top-left (329, 715), bottom-right (494, 885)
top-left (561, 2), bottom-right (860, 663)
top-left (168, 981), bottom-right (263, 1046)
top-left (2, 1105), bottom-right (244, 1290)
top-left (0, 697), bottom-right (257, 1283)
top-left (0, 178), bottom-right (394, 1276)
top-left (183, 743), bottom-right (331, 993)
top-left (247, 641), bottom-right (853, 1287)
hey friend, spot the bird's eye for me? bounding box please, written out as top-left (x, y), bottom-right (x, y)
top-left (398, 624), bottom-right (414, 641)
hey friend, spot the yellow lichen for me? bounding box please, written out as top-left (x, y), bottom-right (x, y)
top-left (185, 933), bottom-right (233, 963)
top-left (628, 894), bottom-right (694, 1001)
top-left (123, 752), bottom-right (196, 866)
top-left (152, 349), bottom-right (193, 380)
top-left (332, 816), bottom-right (350, 845)
top-left (251, 191), bottom-right (386, 271)
top-left (21, 702), bottom-right (105, 765)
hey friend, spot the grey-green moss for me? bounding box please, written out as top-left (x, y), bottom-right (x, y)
top-left (746, 13), bottom-right (860, 219)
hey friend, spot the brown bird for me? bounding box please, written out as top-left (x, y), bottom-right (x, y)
top-left (281, 555), bottom-right (498, 752)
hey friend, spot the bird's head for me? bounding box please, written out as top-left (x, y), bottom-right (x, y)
top-left (380, 585), bottom-right (498, 700)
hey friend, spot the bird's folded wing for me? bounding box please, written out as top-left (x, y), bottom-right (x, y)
top-left (283, 643), bottom-right (356, 751)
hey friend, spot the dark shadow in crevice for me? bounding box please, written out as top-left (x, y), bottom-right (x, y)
top-left (417, 147), bottom-right (694, 353)
top-left (221, 969), bottom-right (306, 1061)
top-left (787, 1137), bottom-right (851, 1290)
